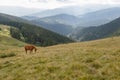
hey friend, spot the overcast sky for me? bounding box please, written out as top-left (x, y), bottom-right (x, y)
top-left (0, 0), bottom-right (120, 9)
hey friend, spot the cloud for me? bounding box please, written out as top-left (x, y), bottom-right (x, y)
top-left (56, 0), bottom-right (69, 2)
top-left (29, 0), bottom-right (49, 3)
top-left (28, 0), bottom-right (69, 3)
top-left (0, 0), bottom-right (120, 9)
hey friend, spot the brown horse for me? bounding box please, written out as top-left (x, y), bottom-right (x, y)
top-left (24, 45), bottom-right (37, 54)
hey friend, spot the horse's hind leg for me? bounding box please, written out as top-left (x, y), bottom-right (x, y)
top-left (25, 49), bottom-right (27, 54)
top-left (34, 49), bottom-right (37, 53)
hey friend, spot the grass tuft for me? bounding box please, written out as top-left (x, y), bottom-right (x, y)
top-left (0, 53), bottom-right (16, 58)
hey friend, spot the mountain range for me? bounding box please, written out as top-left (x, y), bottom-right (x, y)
top-left (36, 14), bottom-right (80, 26)
top-left (23, 14), bottom-right (77, 36)
top-left (78, 7), bottom-right (120, 27)
top-left (26, 6), bottom-right (91, 18)
top-left (2, 6), bottom-right (120, 43)
top-left (32, 19), bottom-right (73, 36)
top-left (23, 7), bottom-right (120, 27)
top-left (0, 13), bottom-right (73, 46)
top-left (22, 7), bottom-right (120, 38)
top-left (70, 17), bottom-right (120, 41)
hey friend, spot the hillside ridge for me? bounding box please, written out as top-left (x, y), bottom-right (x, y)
top-left (0, 36), bottom-right (120, 80)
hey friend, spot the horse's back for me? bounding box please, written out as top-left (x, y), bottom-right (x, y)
top-left (24, 45), bottom-right (35, 50)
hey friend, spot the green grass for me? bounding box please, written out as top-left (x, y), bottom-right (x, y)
top-left (0, 36), bottom-right (26, 46)
top-left (0, 53), bottom-right (16, 58)
top-left (0, 25), bottom-right (26, 47)
top-left (0, 25), bottom-right (10, 37)
top-left (0, 37), bottom-right (120, 80)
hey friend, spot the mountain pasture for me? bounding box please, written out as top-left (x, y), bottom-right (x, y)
top-left (0, 37), bottom-right (120, 80)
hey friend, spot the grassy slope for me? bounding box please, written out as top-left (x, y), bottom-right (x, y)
top-left (0, 25), bottom-right (26, 47)
top-left (0, 37), bottom-right (120, 80)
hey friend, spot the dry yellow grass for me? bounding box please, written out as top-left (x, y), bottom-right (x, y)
top-left (0, 25), bottom-right (11, 37)
top-left (0, 37), bottom-right (120, 80)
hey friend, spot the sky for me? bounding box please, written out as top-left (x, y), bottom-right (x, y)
top-left (0, 0), bottom-right (120, 16)
top-left (0, 0), bottom-right (120, 9)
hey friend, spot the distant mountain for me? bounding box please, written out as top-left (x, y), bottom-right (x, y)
top-left (0, 13), bottom-right (73, 46)
top-left (27, 5), bottom-right (107, 18)
top-left (70, 17), bottom-right (120, 41)
top-left (28, 6), bottom-right (82, 18)
top-left (22, 14), bottom-right (77, 36)
top-left (1, 4), bottom-right (112, 17)
top-left (0, 13), bottom-right (31, 23)
top-left (78, 7), bottom-right (120, 27)
top-left (26, 7), bottom-right (120, 28)
top-left (32, 18), bottom-right (74, 36)
top-left (36, 14), bottom-right (80, 26)
top-left (23, 14), bottom-right (76, 36)
top-left (21, 16), bottom-right (39, 20)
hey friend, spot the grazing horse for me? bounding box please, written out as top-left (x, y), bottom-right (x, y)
top-left (24, 45), bottom-right (37, 54)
